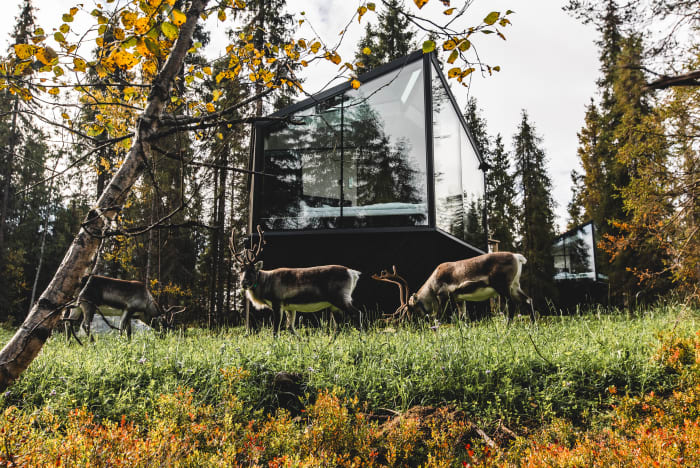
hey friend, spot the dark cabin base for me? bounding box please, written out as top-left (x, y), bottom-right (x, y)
top-left (245, 228), bottom-right (485, 327)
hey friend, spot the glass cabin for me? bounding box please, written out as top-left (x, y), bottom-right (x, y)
top-left (552, 221), bottom-right (609, 306)
top-left (248, 51), bottom-right (488, 312)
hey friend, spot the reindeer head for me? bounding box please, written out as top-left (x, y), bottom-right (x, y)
top-left (230, 225), bottom-right (265, 290)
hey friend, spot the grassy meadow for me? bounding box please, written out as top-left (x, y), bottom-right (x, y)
top-left (0, 301), bottom-right (699, 466)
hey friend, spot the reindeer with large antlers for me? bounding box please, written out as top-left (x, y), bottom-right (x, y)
top-left (231, 226), bottom-right (363, 336)
top-left (374, 252), bottom-right (535, 322)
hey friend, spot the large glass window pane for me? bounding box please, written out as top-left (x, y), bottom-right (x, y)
top-left (461, 130), bottom-right (486, 249)
top-left (553, 223), bottom-right (597, 280)
top-left (432, 64), bottom-right (465, 238)
top-left (260, 101), bottom-right (342, 229)
top-left (342, 59), bottom-right (429, 227)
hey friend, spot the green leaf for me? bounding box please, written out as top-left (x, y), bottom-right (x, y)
top-left (62, 13), bottom-right (74, 23)
top-left (447, 49), bottom-right (458, 64)
top-left (144, 37), bottom-right (160, 56)
top-left (483, 11), bottom-right (499, 25)
top-left (161, 22), bottom-right (178, 40)
top-left (123, 36), bottom-right (137, 48)
top-left (422, 40), bottom-right (436, 53)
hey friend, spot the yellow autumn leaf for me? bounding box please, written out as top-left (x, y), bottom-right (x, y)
top-left (203, 66), bottom-right (212, 75)
top-left (142, 59), bottom-right (157, 76)
top-left (350, 79), bottom-right (361, 89)
top-left (447, 67), bottom-right (461, 78)
top-left (121, 11), bottom-right (137, 29)
top-left (61, 112), bottom-right (69, 119)
top-left (171, 9), bottom-right (186, 26)
top-left (310, 41), bottom-right (321, 53)
top-left (414, 0), bottom-right (429, 8)
top-left (362, 47), bottom-right (371, 55)
top-left (114, 28), bottom-right (125, 41)
top-left (48, 87), bottom-right (59, 96)
top-left (111, 49), bottom-right (139, 70)
top-left (13, 44), bottom-right (35, 60)
top-left (206, 102), bottom-right (215, 113)
top-left (35, 47), bottom-right (58, 65)
top-left (73, 57), bottom-right (86, 71)
top-left (134, 17), bottom-right (150, 35)
top-left (357, 6), bottom-right (367, 22)
top-left (136, 38), bottom-right (150, 56)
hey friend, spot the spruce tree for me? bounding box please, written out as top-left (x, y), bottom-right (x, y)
top-left (513, 111), bottom-right (556, 305)
top-left (0, 0), bottom-right (56, 322)
top-left (463, 97), bottom-right (490, 157)
top-left (486, 135), bottom-right (517, 252)
top-left (354, 0), bottom-right (416, 72)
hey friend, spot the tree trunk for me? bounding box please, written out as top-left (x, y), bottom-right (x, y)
top-left (0, 0), bottom-right (209, 391)
top-left (215, 146), bottom-right (228, 324)
top-left (208, 165), bottom-right (220, 327)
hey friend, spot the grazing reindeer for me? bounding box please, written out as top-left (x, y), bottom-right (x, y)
top-left (231, 226), bottom-right (363, 336)
top-left (63, 275), bottom-right (184, 340)
top-left (375, 252), bottom-right (535, 322)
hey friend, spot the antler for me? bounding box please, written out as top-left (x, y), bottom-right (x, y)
top-left (245, 225), bottom-right (265, 264)
top-left (371, 265), bottom-right (411, 322)
top-left (230, 225), bottom-right (266, 266)
top-left (229, 229), bottom-right (248, 265)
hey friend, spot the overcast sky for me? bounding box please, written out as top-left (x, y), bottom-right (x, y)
top-left (1, 0), bottom-right (601, 231)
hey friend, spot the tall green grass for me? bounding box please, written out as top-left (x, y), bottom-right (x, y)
top-left (1, 302), bottom-right (697, 427)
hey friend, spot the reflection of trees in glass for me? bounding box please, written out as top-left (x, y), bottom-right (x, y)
top-left (262, 90), bottom-right (426, 228)
top-left (344, 101), bottom-right (422, 211)
top-left (445, 194), bottom-right (465, 239)
top-left (567, 234), bottom-right (592, 274)
top-left (464, 196), bottom-right (485, 248)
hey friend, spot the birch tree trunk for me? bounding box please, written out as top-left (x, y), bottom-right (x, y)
top-left (0, 0), bottom-right (209, 391)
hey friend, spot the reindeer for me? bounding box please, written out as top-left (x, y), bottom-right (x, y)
top-left (374, 252), bottom-right (535, 322)
top-left (231, 226), bottom-right (363, 336)
top-left (63, 275), bottom-right (185, 340)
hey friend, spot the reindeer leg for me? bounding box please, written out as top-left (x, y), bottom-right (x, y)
top-left (287, 310), bottom-right (300, 337)
top-left (121, 310), bottom-right (134, 340)
top-left (271, 302), bottom-right (282, 337)
top-left (511, 287), bottom-right (536, 322)
top-left (79, 301), bottom-right (96, 342)
top-left (457, 301), bottom-right (467, 321)
top-left (331, 298), bottom-right (363, 332)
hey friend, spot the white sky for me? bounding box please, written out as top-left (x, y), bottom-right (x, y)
top-left (1, 0), bottom-right (601, 231)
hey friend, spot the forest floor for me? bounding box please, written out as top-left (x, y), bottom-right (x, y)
top-left (0, 300), bottom-right (698, 466)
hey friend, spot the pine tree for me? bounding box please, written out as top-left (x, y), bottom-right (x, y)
top-left (0, 0), bottom-right (57, 322)
top-left (463, 97), bottom-right (490, 157)
top-left (513, 111), bottom-right (556, 305)
top-left (601, 35), bottom-right (672, 298)
top-left (485, 135), bottom-right (517, 252)
top-left (354, 0), bottom-right (416, 72)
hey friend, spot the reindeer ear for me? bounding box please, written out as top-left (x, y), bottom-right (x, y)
top-left (254, 261), bottom-right (263, 271)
